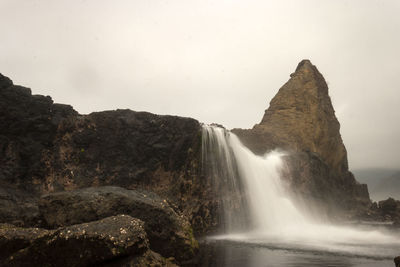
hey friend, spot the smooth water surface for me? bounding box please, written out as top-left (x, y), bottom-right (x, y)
top-left (199, 239), bottom-right (396, 267)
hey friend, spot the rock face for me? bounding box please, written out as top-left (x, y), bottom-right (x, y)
top-left (0, 72), bottom-right (219, 234)
top-left (0, 223), bottom-right (50, 262)
top-left (0, 72), bottom-right (221, 265)
top-left (365, 198), bottom-right (400, 224)
top-left (0, 74), bottom-right (77, 188)
top-left (39, 186), bottom-right (198, 261)
top-left (0, 215), bottom-right (175, 267)
top-left (234, 60), bottom-right (347, 173)
top-left (0, 187), bottom-right (40, 227)
top-left (233, 60), bottom-right (370, 216)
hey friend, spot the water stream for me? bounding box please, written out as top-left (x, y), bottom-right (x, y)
top-left (201, 125), bottom-right (400, 265)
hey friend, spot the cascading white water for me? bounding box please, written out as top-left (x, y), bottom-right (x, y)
top-left (229, 142), bottom-right (307, 232)
top-left (202, 125), bottom-right (249, 232)
top-left (203, 125), bottom-right (400, 258)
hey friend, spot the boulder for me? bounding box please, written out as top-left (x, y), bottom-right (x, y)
top-left (39, 186), bottom-right (198, 262)
top-left (1, 215), bottom-right (159, 267)
top-left (0, 223), bottom-right (50, 262)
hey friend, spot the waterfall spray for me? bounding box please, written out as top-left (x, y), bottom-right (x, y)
top-left (202, 124), bottom-right (400, 258)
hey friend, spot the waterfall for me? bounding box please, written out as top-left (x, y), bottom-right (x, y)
top-left (202, 124), bottom-right (308, 233)
top-left (202, 124), bottom-right (400, 258)
top-left (202, 125), bottom-right (249, 232)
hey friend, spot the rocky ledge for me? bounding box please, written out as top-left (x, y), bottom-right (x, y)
top-left (39, 186), bottom-right (198, 262)
top-left (0, 72), bottom-right (218, 235)
top-left (0, 215), bottom-right (176, 267)
top-left (0, 186), bottom-right (198, 265)
top-left (0, 71), bottom-right (220, 266)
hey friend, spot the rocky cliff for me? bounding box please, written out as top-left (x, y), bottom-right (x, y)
top-left (233, 60), bottom-right (370, 218)
top-left (0, 72), bottom-right (219, 234)
top-left (0, 72), bottom-right (217, 264)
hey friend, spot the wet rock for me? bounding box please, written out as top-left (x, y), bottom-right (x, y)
top-left (39, 186), bottom-right (198, 262)
top-left (2, 215), bottom-right (150, 267)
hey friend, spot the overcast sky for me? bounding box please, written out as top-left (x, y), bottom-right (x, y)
top-left (1, 0), bottom-right (399, 170)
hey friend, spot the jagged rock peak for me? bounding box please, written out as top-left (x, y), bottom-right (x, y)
top-left (292, 59), bottom-right (323, 77)
top-left (262, 59), bottom-right (332, 122)
top-left (255, 60), bottom-right (348, 174)
top-left (295, 59), bottom-right (313, 71)
top-left (232, 60), bottom-right (370, 212)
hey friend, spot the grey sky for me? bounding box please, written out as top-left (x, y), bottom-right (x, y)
top-left (1, 0), bottom-right (399, 170)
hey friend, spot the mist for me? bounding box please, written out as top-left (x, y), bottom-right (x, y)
top-left (1, 0), bottom-right (399, 170)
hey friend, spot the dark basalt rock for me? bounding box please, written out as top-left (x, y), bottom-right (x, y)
top-left (1, 215), bottom-right (167, 267)
top-left (0, 223), bottom-right (50, 262)
top-left (0, 74), bottom-right (77, 189)
top-left (0, 72), bottom-right (219, 235)
top-left (48, 108), bottom-right (215, 234)
top-left (39, 186), bottom-right (198, 262)
top-left (0, 186), bottom-right (40, 227)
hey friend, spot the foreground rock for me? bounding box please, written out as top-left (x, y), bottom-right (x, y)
top-left (1, 215), bottom-right (175, 267)
top-left (39, 186), bottom-right (198, 262)
top-left (0, 72), bottom-right (219, 234)
top-left (0, 223), bottom-right (50, 262)
top-left (0, 186), bottom-right (40, 227)
top-left (233, 60), bottom-right (370, 217)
